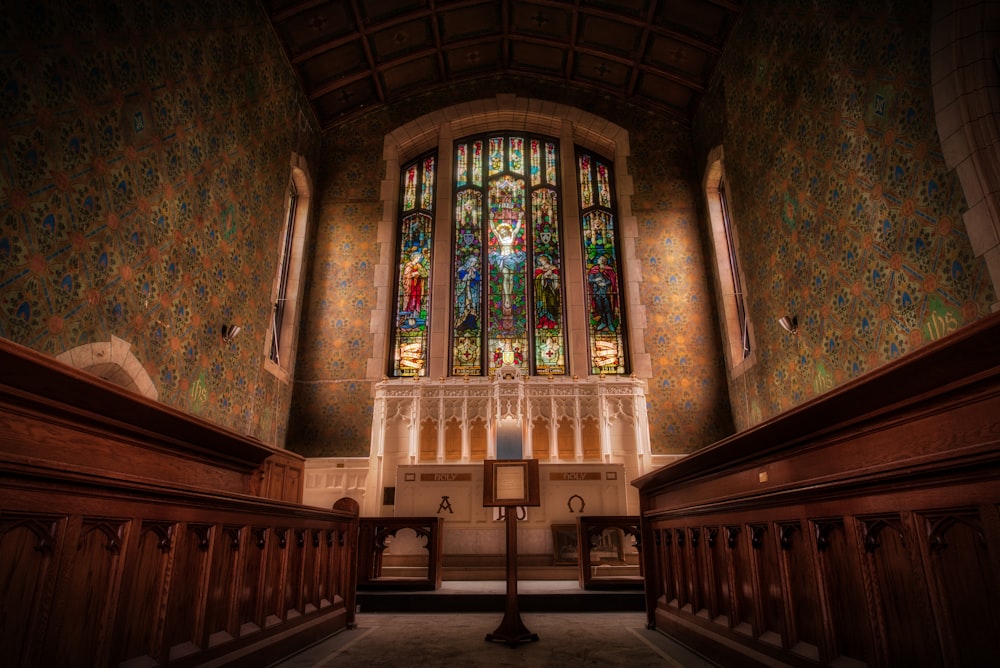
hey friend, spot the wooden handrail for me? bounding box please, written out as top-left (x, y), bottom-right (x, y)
top-left (632, 313), bottom-right (1000, 666)
top-left (0, 336), bottom-right (358, 667)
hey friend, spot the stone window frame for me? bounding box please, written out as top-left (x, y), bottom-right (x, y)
top-left (704, 145), bottom-right (756, 377)
top-left (264, 152), bottom-right (312, 383)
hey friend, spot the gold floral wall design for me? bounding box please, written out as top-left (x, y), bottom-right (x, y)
top-left (0, 1), bottom-right (321, 445)
top-left (695, 0), bottom-right (996, 429)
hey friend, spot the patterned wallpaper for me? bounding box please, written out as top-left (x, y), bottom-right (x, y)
top-left (289, 79), bottom-right (734, 457)
top-left (0, 1), bottom-right (321, 445)
top-left (694, 0), bottom-right (996, 429)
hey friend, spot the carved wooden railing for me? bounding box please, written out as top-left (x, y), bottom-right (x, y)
top-left (0, 475), bottom-right (358, 667)
top-left (576, 515), bottom-right (643, 590)
top-left (634, 313), bottom-right (1000, 667)
top-left (357, 517), bottom-right (444, 590)
top-left (0, 338), bottom-right (358, 667)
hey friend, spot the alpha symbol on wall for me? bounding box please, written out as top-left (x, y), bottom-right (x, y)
top-left (437, 495), bottom-right (454, 514)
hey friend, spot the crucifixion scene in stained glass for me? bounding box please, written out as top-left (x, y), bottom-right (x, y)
top-left (452, 134), bottom-right (566, 377)
top-left (390, 139), bottom-right (627, 378)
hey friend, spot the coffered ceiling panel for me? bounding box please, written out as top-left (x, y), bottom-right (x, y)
top-left (509, 42), bottom-right (566, 75)
top-left (510, 2), bottom-right (573, 40)
top-left (446, 41), bottom-right (505, 77)
top-left (370, 17), bottom-right (435, 62)
top-left (263, 0), bottom-right (742, 131)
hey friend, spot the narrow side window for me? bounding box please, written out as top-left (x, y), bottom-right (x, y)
top-left (705, 147), bottom-right (754, 373)
top-left (265, 157), bottom-right (311, 382)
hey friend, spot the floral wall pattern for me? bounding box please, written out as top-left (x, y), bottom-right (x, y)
top-left (694, 0), bottom-right (996, 429)
top-left (0, 1), bottom-right (321, 445)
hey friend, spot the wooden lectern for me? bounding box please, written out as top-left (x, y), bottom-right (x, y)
top-left (482, 459), bottom-right (541, 646)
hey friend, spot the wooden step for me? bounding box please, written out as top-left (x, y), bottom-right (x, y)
top-left (356, 581), bottom-right (646, 614)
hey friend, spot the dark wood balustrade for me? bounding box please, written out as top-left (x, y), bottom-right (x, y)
top-left (634, 313), bottom-right (1000, 667)
top-left (0, 338), bottom-right (358, 667)
top-left (576, 515), bottom-right (643, 590)
top-left (357, 517), bottom-right (444, 590)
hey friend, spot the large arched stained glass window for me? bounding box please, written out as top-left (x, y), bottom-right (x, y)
top-left (579, 150), bottom-right (627, 375)
top-left (451, 134), bottom-right (566, 377)
top-left (391, 153), bottom-right (436, 376)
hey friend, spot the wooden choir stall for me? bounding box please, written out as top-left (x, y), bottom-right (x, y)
top-left (0, 338), bottom-right (359, 667)
top-left (634, 312), bottom-right (1000, 667)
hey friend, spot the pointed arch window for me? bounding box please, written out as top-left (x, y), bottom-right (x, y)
top-left (265, 155), bottom-right (312, 383)
top-left (705, 147), bottom-right (754, 373)
top-left (390, 153), bottom-right (436, 377)
top-left (579, 150), bottom-right (627, 375)
top-left (388, 136), bottom-right (629, 379)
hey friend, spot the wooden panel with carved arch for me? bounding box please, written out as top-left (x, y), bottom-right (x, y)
top-left (917, 506), bottom-right (1000, 666)
top-left (0, 514), bottom-right (64, 667)
top-left (44, 517), bottom-right (129, 665)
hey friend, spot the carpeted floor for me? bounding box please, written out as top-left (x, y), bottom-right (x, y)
top-left (269, 611), bottom-right (719, 667)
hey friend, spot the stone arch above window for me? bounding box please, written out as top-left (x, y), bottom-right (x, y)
top-left (368, 94), bottom-right (650, 381)
top-left (931, 0), bottom-right (1000, 311)
top-left (56, 336), bottom-right (158, 400)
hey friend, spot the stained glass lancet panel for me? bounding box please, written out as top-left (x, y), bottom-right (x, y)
top-left (472, 140), bottom-right (483, 186)
top-left (456, 143), bottom-right (468, 187)
top-left (489, 137), bottom-right (504, 176)
top-left (403, 163), bottom-right (418, 211)
top-left (509, 137), bottom-right (524, 175)
top-left (487, 175), bottom-right (529, 372)
top-left (391, 154), bottom-right (435, 377)
top-left (579, 151), bottom-right (627, 375)
top-left (530, 140), bottom-right (542, 186)
top-left (578, 153), bottom-right (593, 208)
top-left (421, 156), bottom-right (435, 209)
top-left (452, 189), bottom-right (484, 375)
top-left (546, 142), bottom-right (557, 185)
top-left (532, 188), bottom-right (564, 373)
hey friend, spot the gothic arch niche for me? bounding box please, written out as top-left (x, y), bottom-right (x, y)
top-left (56, 336), bottom-right (158, 400)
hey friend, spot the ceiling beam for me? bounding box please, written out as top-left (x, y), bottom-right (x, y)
top-left (348, 0), bottom-right (384, 103)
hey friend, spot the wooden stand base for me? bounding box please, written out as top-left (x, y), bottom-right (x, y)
top-left (485, 506), bottom-right (539, 647)
top-left (485, 610), bottom-right (539, 646)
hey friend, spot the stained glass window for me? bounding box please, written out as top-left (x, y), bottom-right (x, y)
top-left (530, 140), bottom-right (541, 186)
top-left (453, 189), bottom-right (483, 375)
top-left (486, 175), bottom-right (528, 372)
top-left (392, 139), bottom-right (624, 379)
top-left (456, 143), bottom-right (467, 187)
top-left (546, 143), bottom-right (557, 185)
top-left (391, 153), bottom-right (435, 376)
top-left (472, 140), bottom-right (483, 186)
top-left (403, 163), bottom-right (418, 211)
top-left (579, 151), bottom-right (627, 375)
top-left (451, 133), bottom-right (565, 376)
top-left (421, 156), bottom-right (435, 209)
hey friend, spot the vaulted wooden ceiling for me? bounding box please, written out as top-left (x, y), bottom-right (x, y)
top-left (262, 0), bottom-right (742, 131)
